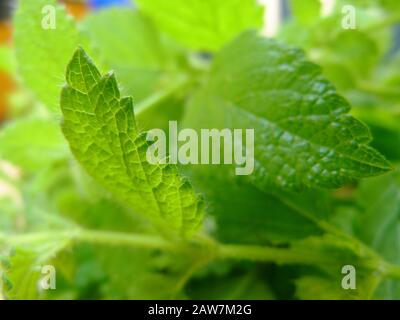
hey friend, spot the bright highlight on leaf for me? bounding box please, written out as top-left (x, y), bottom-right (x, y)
top-left (60, 48), bottom-right (204, 237)
top-left (136, 0), bottom-right (264, 51)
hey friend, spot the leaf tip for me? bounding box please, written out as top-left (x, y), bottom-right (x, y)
top-left (66, 46), bottom-right (101, 93)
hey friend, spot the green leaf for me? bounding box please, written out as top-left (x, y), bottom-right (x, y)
top-left (58, 191), bottom-right (199, 299)
top-left (81, 8), bottom-right (189, 131)
top-left (348, 0), bottom-right (400, 10)
top-left (136, 0), bottom-right (264, 51)
top-left (185, 166), bottom-right (326, 244)
top-left (60, 48), bottom-right (204, 237)
top-left (353, 105), bottom-right (400, 163)
top-left (289, 0), bottom-right (321, 26)
top-left (293, 234), bottom-right (384, 299)
top-left (188, 267), bottom-right (275, 299)
top-left (14, 0), bottom-right (91, 111)
top-left (96, 247), bottom-right (193, 299)
top-left (184, 31), bottom-right (391, 191)
top-left (0, 118), bottom-right (68, 172)
top-left (295, 275), bottom-right (376, 300)
top-left (355, 173), bottom-right (400, 299)
top-left (279, 7), bottom-right (391, 91)
top-left (81, 8), bottom-right (180, 103)
top-left (57, 192), bottom-right (142, 233)
top-left (0, 233), bottom-right (72, 299)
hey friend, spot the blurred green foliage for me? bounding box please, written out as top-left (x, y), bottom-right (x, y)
top-left (1, 0), bottom-right (400, 300)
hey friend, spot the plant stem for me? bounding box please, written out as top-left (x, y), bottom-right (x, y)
top-left (76, 229), bottom-right (177, 251)
top-left (4, 229), bottom-right (400, 281)
top-left (134, 74), bottom-right (190, 119)
top-left (75, 230), bottom-right (332, 265)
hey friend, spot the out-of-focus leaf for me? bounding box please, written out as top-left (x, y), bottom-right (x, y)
top-left (187, 268), bottom-right (275, 299)
top-left (0, 118), bottom-right (68, 172)
top-left (135, 0), bottom-right (264, 51)
top-left (81, 8), bottom-right (182, 103)
top-left (279, 4), bottom-right (391, 91)
top-left (184, 31), bottom-right (391, 192)
top-left (352, 107), bottom-right (400, 161)
top-left (355, 173), bottom-right (400, 299)
top-left (294, 235), bottom-right (383, 299)
top-left (185, 166), bottom-right (326, 244)
top-left (14, 0), bottom-right (93, 111)
top-left (0, 233), bottom-right (72, 299)
top-left (289, 0), bottom-right (321, 26)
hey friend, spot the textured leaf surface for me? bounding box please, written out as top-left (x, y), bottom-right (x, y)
top-left (136, 0), bottom-right (264, 51)
top-left (184, 31), bottom-right (391, 191)
top-left (60, 48), bottom-right (204, 236)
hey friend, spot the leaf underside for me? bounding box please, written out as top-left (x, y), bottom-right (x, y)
top-left (61, 48), bottom-right (204, 237)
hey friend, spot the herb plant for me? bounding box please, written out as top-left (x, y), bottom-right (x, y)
top-left (1, 0), bottom-right (400, 299)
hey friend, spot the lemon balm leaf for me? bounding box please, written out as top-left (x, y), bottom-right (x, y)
top-left (60, 48), bottom-right (204, 237)
top-left (184, 31), bottom-right (392, 191)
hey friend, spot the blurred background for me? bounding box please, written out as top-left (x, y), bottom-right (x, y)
top-left (0, 0), bottom-right (399, 124)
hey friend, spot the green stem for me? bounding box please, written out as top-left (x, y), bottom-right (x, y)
top-left (3, 229), bottom-right (400, 281)
top-left (134, 74), bottom-right (190, 119)
top-left (76, 230), bottom-right (177, 251)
